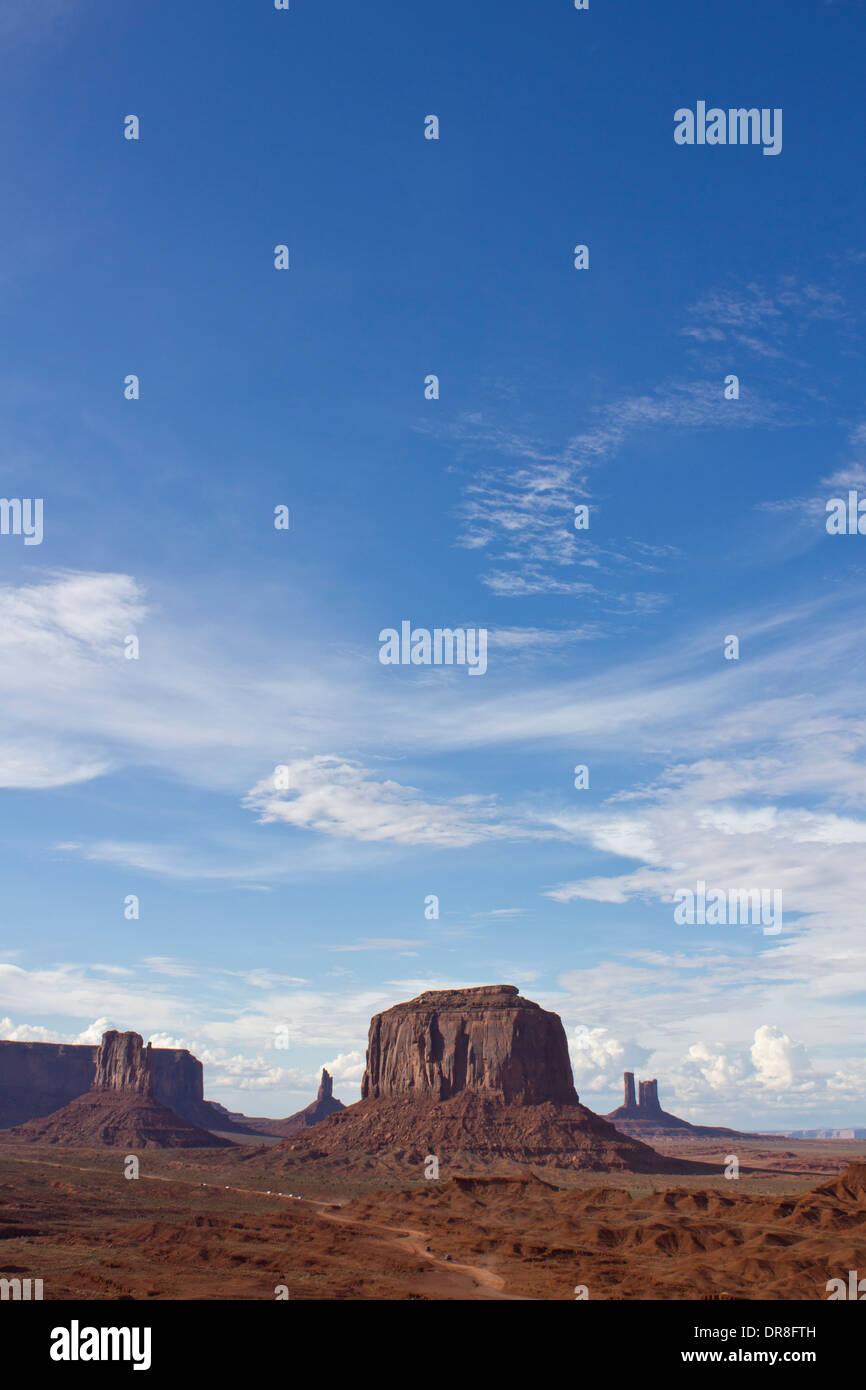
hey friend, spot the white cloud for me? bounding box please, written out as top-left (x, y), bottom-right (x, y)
top-left (196, 1051), bottom-right (310, 1094)
top-left (0, 740), bottom-right (111, 789)
top-left (146, 1033), bottom-right (190, 1051)
top-left (545, 739), bottom-right (866, 943)
top-left (488, 626), bottom-right (598, 655)
top-left (76, 1017), bottom-right (117, 1044)
top-left (1, 963), bottom-right (389, 1113)
top-left (0, 1015), bottom-right (64, 1042)
top-left (244, 756), bottom-right (531, 848)
top-left (682, 277), bottom-right (850, 359)
top-left (567, 1026), bottom-right (653, 1095)
top-left (681, 1041), bottom-right (748, 1094)
top-left (141, 957), bottom-right (198, 979)
top-left (0, 1015), bottom-right (123, 1046)
top-left (0, 963), bottom-right (182, 1032)
top-left (446, 370), bottom-right (777, 598)
top-left (662, 1026), bottom-right (817, 1117)
top-left (568, 1026), bottom-right (622, 1090)
top-left (560, 1020), bottom-right (842, 1125)
top-left (750, 1024), bottom-right (813, 1092)
top-left (321, 1050), bottom-right (366, 1085)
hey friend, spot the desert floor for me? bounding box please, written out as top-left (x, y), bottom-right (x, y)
top-left (2, 1135), bottom-right (864, 1300)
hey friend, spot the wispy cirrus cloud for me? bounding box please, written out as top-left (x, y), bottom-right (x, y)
top-left (443, 272), bottom-right (861, 601)
top-left (487, 625), bottom-right (599, 655)
top-left (243, 755), bottom-right (538, 849)
top-left (682, 276), bottom-right (852, 359)
top-left (756, 420), bottom-right (866, 526)
top-left (451, 380), bottom-right (777, 597)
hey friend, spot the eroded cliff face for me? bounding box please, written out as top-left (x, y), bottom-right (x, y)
top-left (151, 1050), bottom-right (217, 1128)
top-left (0, 1038), bottom-right (211, 1128)
top-left (94, 1031), bottom-right (155, 1096)
top-left (361, 984), bottom-right (579, 1105)
top-left (0, 1042), bottom-right (96, 1127)
top-left (638, 1078), bottom-right (660, 1114)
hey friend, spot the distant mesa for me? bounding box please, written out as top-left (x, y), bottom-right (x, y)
top-left (247, 986), bottom-right (713, 1176)
top-left (2, 1031), bottom-right (232, 1149)
top-left (0, 1029), bottom-right (348, 1144)
top-left (0, 1032), bottom-right (246, 1133)
top-left (0, 1018), bottom-right (769, 1162)
top-left (769, 1127), bottom-right (866, 1140)
top-left (606, 1071), bottom-right (752, 1140)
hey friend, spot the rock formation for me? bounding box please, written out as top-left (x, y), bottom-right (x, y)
top-left (283, 1068), bottom-right (346, 1129)
top-left (606, 1071), bottom-right (751, 1139)
top-left (3, 1032), bottom-right (232, 1149)
top-left (223, 1069), bottom-right (347, 1138)
top-left (638, 1078), bottom-right (660, 1113)
top-left (0, 1041), bottom-right (97, 1129)
top-left (94, 1030), bottom-right (154, 1095)
top-left (0, 1036), bottom-right (247, 1132)
top-left (362, 984), bottom-right (578, 1105)
top-left (245, 987), bottom-right (712, 1177)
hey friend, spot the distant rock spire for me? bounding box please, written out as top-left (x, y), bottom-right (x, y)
top-left (638, 1078), bottom-right (660, 1114)
top-left (317, 1068), bottom-right (333, 1101)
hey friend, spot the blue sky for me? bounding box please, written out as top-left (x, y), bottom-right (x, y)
top-left (1, 0), bottom-right (866, 1128)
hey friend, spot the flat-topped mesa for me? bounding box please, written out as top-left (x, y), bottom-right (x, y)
top-left (93, 1031), bottom-right (155, 1098)
top-left (361, 984), bottom-right (578, 1106)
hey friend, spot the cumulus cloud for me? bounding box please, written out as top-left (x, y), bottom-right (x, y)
top-left (567, 1025), bottom-right (653, 1094)
top-left (146, 1033), bottom-right (190, 1051)
top-left (667, 1026), bottom-right (816, 1117)
top-left (75, 1017), bottom-right (119, 1044)
top-left (680, 1041), bottom-right (749, 1095)
top-left (196, 1051), bottom-right (310, 1094)
top-left (750, 1024), bottom-right (813, 1092)
top-left (559, 1025), bottom-right (832, 1126)
top-left (0, 1016), bottom-right (64, 1043)
top-left (321, 1050), bottom-right (366, 1085)
top-left (0, 1015), bottom-right (126, 1046)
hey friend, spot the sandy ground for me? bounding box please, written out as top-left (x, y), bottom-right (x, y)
top-left (1, 1135), bottom-right (864, 1300)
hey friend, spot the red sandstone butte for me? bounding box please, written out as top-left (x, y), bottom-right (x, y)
top-left (248, 986), bottom-right (711, 1176)
top-left (4, 1031), bottom-right (231, 1149)
top-left (362, 984), bottom-right (579, 1105)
